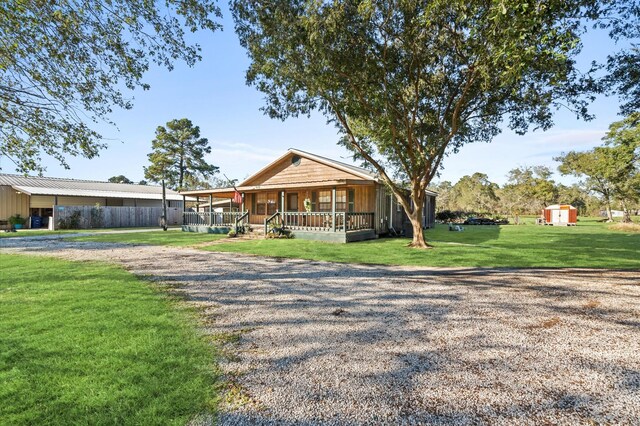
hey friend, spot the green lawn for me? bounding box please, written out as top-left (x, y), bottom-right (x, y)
top-left (71, 231), bottom-right (227, 246)
top-left (203, 218), bottom-right (640, 268)
top-left (0, 255), bottom-right (219, 425)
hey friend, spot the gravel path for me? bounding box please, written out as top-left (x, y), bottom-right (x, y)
top-left (2, 237), bottom-right (639, 425)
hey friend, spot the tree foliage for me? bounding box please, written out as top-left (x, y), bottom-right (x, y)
top-left (232, 0), bottom-right (599, 247)
top-left (108, 175), bottom-right (133, 184)
top-left (144, 118), bottom-right (218, 191)
top-left (600, 1), bottom-right (640, 115)
top-left (449, 173), bottom-right (499, 213)
top-left (0, 0), bottom-right (221, 174)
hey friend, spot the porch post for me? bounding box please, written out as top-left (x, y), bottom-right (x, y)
top-left (281, 190), bottom-right (285, 227)
top-left (209, 195), bottom-right (213, 226)
top-left (241, 193), bottom-right (245, 213)
top-left (331, 187), bottom-right (336, 232)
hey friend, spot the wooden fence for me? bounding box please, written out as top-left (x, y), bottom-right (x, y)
top-left (52, 205), bottom-right (182, 230)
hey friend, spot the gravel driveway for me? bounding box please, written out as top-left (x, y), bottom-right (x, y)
top-left (2, 237), bottom-right (639, 425)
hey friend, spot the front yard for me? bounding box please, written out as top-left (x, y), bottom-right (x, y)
top-left (0, 255), bottom-right (219, 425)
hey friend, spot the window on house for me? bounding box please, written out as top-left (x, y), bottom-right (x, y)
top-left (311, 191), bottom-right (317, 211)
top-left (336, 190), bottom-right (347, 212)
top-left (348, 189), bottom-right (355, 212)
top-left (256, 193), bottom-right (267, 215)
top-left (267, 192), bottom-right (277, 215)
top-left (257, 192), bottom-right (278, 215)
top-left (318, 190), bottom-right (331, 212)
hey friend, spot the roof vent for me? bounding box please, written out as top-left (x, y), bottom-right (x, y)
top-left (291, 155), bottom-right (301, 166)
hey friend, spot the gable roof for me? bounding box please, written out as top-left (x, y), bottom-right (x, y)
top-left (0, 173), bottom-right (186, 201)
top-left (239, 148), bottom-right (377, 187)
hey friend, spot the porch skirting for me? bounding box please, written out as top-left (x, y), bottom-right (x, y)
top-left (291, 229), bottom-right (377, 243)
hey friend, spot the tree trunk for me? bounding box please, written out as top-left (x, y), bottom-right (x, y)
top-left (604, 194), bottom-right (613, 222)
top-left (621, 201), bottom-right (632, 223)
top-left (604, 203), bottom-right (614, 222)
top-left (405, 190), bottom-right (432, 249)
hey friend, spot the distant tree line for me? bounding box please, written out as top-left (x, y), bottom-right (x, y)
top-left (433, 167), bottom-right (602, 220)
top-left (433, 115), bottom-right (639, 222)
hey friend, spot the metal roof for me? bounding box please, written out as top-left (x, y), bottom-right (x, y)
top-left (0, 173), bottom-right (186, 201)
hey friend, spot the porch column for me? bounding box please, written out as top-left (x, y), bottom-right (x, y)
top-left (209, 195), bottom-right (213, 226)
top-left (331, 187), bottom-right (336, 232)
top-left (182, 195), bottom-right (185, 213)
top-left (241, 193), bottom-right (245, 213)
top-left (280, 191), bottom-right (285, 212)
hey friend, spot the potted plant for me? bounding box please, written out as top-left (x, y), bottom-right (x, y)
top-left (8, 214), bottom-right (27, 229)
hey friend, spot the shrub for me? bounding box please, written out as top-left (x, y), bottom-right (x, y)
top-left (58, 210), bottom-right (83, 229)
top-left (8, 214), bottom-right (26, 226)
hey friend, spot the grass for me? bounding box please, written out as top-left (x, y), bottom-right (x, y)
top-left (202, 217), bottom-right (640, 269)
top-left (0, 255), bottom-right (219, 425)
top-left (608, 222), bottom-right (640, 233)
top-left (71, 231), bottom-right (227, 247)
top-left (58, 217), bottom-right (640, 268)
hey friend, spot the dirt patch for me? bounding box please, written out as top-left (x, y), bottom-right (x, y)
top-left (2, 237), bottom-right (639, 424)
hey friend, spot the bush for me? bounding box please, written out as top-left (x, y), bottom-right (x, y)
top-left (58, 210), bottom-right (82, 229)
top-left (8, 214), bottom-right (26, 226)
top-left (227, 229), bottom-right (237, 238)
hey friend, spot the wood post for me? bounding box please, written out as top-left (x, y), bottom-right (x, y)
top-left (331, 187), bottom-right (336, 232)
top-left (209, 195), bottom-right (213, 226)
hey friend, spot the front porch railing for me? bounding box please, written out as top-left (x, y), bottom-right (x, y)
top-left (183, 211), bottom-right (246, 227)
top-left (184, 210), bottom-right (375, 234)
top-left (281, 212), bottom-right (375, 232)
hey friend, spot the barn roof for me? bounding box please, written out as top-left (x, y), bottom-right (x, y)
top-left (0, 173), bottom-right (186, 201)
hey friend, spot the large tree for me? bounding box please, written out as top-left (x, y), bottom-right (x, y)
top-left (501, 166), bottom-right (559, 215)
top-left (232, 0), bottom-right (598, 247)
top-left (144, 118), bottom-right (219, 191)
top-left (0, 0), bottom-right (221, 174)
top-left (450, 173), bottom-right (500, 214)
top-left (556, 150), bottom-right (617, 221)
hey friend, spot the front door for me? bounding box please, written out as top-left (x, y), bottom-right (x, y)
top-left (287, 193), bottom-right (298, 212)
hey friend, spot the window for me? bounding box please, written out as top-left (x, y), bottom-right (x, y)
top-left (257, 192), bottom-right (278, 215)
top-left (336, 190), bottom-right (347, 212)
top-left (311, 191), bottom-right (317, 211)
top-left (267, 192), bottom-right (277, 215)
top-left (256, 193), bottom-right (267, 215)
top-left (318, 190), bottom-right (331, 212)
top-left (348, 189), bottom-right (355, 213)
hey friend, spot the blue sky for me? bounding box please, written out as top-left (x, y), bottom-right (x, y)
top-left (5, 6), bottom-right (628, 187)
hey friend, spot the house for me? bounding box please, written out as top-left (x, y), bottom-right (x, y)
top-left (180, 148), bottom-right (437, 242)
top-left (543, 204), bottom-right (577, 226)
top-left (0, 174), bottom-right (186, 229)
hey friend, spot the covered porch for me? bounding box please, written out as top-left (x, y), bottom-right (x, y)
top-left (181, 180), bottom-right (378, 242)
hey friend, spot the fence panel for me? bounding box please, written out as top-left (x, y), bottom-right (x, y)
top-left (53, 205), bottom-right (182, 230)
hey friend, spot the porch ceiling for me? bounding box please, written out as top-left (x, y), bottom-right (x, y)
top-left (180, 179), bottom-right (374, 198)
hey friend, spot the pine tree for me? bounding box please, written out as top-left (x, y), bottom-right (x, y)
top-left (144, 119), bottom-right (218, 191)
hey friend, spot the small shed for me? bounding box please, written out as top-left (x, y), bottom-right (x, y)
top-left (543, 204), bottom-right (577, 226)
